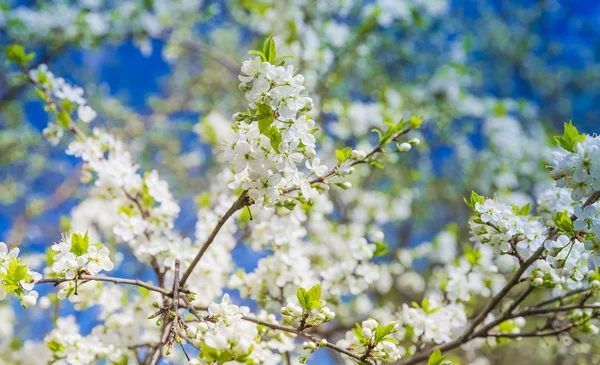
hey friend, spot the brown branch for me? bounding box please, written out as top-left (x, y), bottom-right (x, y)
top-left (36, 275), bottom-right (169, 296)
top-left (179, 191), bottom-right (249, 286)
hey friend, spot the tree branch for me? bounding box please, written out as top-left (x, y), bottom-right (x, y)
top-left (36, 275), bottom-right (169, 296)
top-left (179, 190), bottom-right (248, 286)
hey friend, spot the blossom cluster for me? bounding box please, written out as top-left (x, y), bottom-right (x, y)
top-left (281, 300), bottom-right (336, 328)
top-left (225, 45), bottom-right (322, 207)
top-left (50, 232), bottom-right (114, 281)
top-left (27, 64), bottom-right (96, 146)
top-left (45, 316), bottom-right (116, 365)
top-left (469, 195), bottom-right (546, 259)
top-left (26, 63), bottom-right (181, 266)
top-left (337, 319), bottom-right (403, 363)
top-left (229, 206), bottom-right (382, 308)
top-left (0, 242), bottom-right (40, 308)
top-left (550, 125), bottom-right (600, 200)
top-left (186, 294), bottom-right (280, 364)
top-left (397, 298), bottom-right (467, 345)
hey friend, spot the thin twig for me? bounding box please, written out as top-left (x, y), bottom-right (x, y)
top-left (179, 191), bottom-right (248, 286)
top-left (36, 275), bottom-right (169, 296)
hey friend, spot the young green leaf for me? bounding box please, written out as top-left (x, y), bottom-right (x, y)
top-left (4, 44), bottom-right (35, 66)
top-left (297, 287), bottom-right (310, 310)
top-left (374, 322), bottom-right (397, 343)
top-left (554, 121), bottom-right (586, 153)
top-left (306, 284), bottom-right (322, 309)
top-left (248, 50), bottom-right (266, 62)
top-left (70, 231), bottom-right (89, 256)
top-left (554, 211), bottom-right (574, 235)
top-left (263, 37), bottom-right (277, 63)
top-left (426, 348), bottom-right (447, 365)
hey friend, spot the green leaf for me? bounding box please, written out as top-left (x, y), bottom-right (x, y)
top-left (463, 197), bottom-right (473, 210)
top-left (34, 88), bottom-right (47, 101)
top-left (217, 352), bottom-right (233, 363)
top-left (263, 37), bottom-right (277, 63)
top-left (200, 342), bottom-right (220, 362)
top-left (308, 284), bottom-right (321, 300)
top-left (370, 160), bottom-right (384, 169)
top-left (297, 287), bottom-right (310, 310)
top-left (373, 241), bottom-right (388, 257)
top-left (410, 115), bottom-right (422, 129)
top-left (427, 348), bottom-right (445, 365)
top-left (307, 284), bottom-right (322, 309)
top-left (371, 127), bottom-right (383, 140)
top-left (465, 247), bottom-right (482, 266)
top-left (4, 44), bottom-right (35, 66)
top-left (554, 211), bottom-right (574, 235)
top-left (4, 259), bottom-right (30, 288)
top-left (463, 34), bottom-right (473, 53)
top-left (554, 121), bottom-right (586, 153)
top-left (46, 247), bottom-right (58, 267)
top-left (374, 322), bottom-right (397, 343)
top-left (267, 125), bottom-right (283, 153)
top-left (255, 103), bottom-right (275, 135)
top-left (492, 102), bottom-right (506, 117)
top-left (247, 50), bottom-right (266, 62)
top-left (411, 9), bottom-right (425, 27)
top-left (46, 339), bottom-right (66, 353)
top-left (335, 147), bottom-right (352, 163)
top-left (381, 337), bottom-right (400, 344)
top-left (195, 192), bottom-right (212, 209)
top-left (70, 232), bottom-right (89, 256)
top-left (273, 55), bottom-right (293, 66)
top-left (57, 111), bottom-right (71, 128)
top-left (518, 203), bottom-right (531, 216)
top-left (465, 190), bottom-right (485, 211)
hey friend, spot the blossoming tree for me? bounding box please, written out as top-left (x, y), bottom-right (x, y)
top-left (1, 1), bottom-right (600, 365)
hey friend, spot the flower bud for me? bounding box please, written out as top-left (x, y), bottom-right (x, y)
top-left (198, 322), bottom-right (209, 332)
top-left (305, 148), bottom-right (316, 158)
top-left (292, 306), bottom-right (304, 317)
top-left (351, 149), bottom-right (366, 160)
top-left (398, 142), bottom-right (412, 152)
top-left (21, 293), bottom-right (37, 308)
top-left (372, 231), bottom-right (385, 242)
top-left (302, 341), bottom-right (316, 350)
top-left (232, 112), bottom-right (246, 122)
top-left (362, 319), bottom-right (378, 330)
